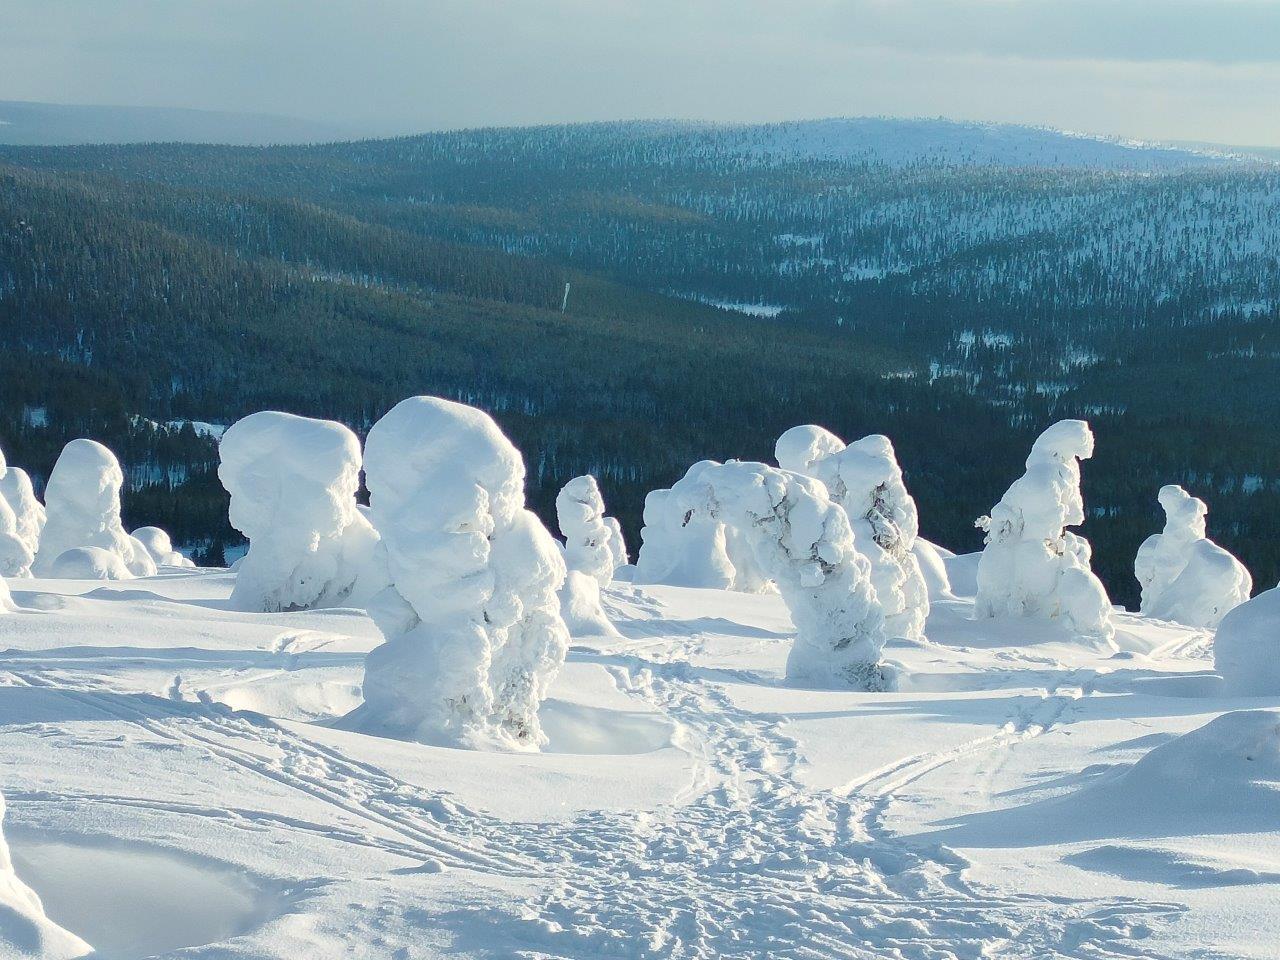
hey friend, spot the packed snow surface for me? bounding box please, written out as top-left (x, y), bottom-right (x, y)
top-left (1214, 586), bottom-right (1280, 696)
top-left (0, 564), bottom-right (1278, 955)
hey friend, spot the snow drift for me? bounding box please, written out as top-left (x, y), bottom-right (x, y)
top-left (669, 460), bottom-right (893, 690)
top-left (974, 420), bottom-right (1114, 641)
top-left (32, 439), bottom-right (155, 580)
top-left (131, 526), bottom-right (196, 569)
top-left (1214, 587), bottom-right (1280, 696)
top-left (775, 426), bottom-right (930, 640)
top-left (0, 792), bottom-right (92, 959)
top-left (345, 397), bottom-right (570, 750)
top-left (218, 411), bottom-right (382, 612)
top-left (1134, 485), bottom-right (1251, 628)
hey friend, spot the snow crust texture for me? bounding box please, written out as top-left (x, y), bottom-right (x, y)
top-left (0, 792), bottom-right (91, 959)
top-left (670, 460), bottom-right (893, 689)
top-left (1215, 586), bottom-right (1280, 696)
top-left (1135, 485), bottom-right (1252, 628)
top-left (348, 396), bottom-right (570, 749)
top-left (32, 439), bottom-right (155, 580)
top-left (219, 411), bottom-right (382, 612)
top-left (975, 420), bottom-right (1114, 641)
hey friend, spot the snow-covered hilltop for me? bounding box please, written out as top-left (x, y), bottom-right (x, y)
top-left (0, 402), bottom-right (1278, 957)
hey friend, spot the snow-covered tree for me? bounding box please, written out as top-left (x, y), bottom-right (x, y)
top-left (974, 420), bottom-right (1114, 640)
top-left (0, 450), bottom-right (39, 577)
top-left (633, 464), bottom-right (736, 589)
top-left (669, 461), bottom-right (894, 690)
top-left (1134, 485), bottom-right (1251, 627)
top-left (33, 439), bottom-right (155, 579)
top-left (555, 475), bottom-right (621, 636)
top-left (603, 516), bottom-right (629, 568)
top-left (131, 526), bottom-right (197, 569)
top-left (346, 397), bottom-right (570, 750)
top-left (218, 411), bottom-right (382, 612)
top-left (556, 475), bottom-right (617, 586)
top-left (775, 426), bottom-right (930, 641)
top-left (1214, 586), bottom-right (1280, 696)
top-left (0, 465), bottom-right (46, 561)
top-left (0, 790), bottom-right (92, 958)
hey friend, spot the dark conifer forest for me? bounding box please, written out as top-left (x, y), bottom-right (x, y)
top-left (2, 120), bottom-right (1278, 603)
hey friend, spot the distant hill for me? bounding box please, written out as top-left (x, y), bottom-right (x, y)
top-left (0, 100), bottom-right (365, 146)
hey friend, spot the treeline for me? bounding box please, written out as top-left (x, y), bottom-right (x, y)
top-left (1, 124), bottom-right (1277, 604)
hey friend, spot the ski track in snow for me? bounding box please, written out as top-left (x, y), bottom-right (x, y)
top-left (0, 593), bottom-right (1196, 959)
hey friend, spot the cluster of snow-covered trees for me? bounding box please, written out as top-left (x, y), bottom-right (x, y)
top-left (3, 402), bottom-right (1276, 746)
top-left (0, 439), bottom-right (190, 584)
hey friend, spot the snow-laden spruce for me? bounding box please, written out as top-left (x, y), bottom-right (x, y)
top-left (32, 439), bottom-right (156, 580)
top-left (634, 463), bottom-right (736, 590)
top-left (131, 526), bottom-right (196, 569)
top-left (603, 516), bottom-right (628, 568)
top-left (0, 791), bottom-right (92, 959)
top-left (0, 450), bottom-right (40, 578)
top-left (555, 475), bottom-right (620, 637)
top-left (1134, 485), bottom-right (1251, 628)
top-left (974, 420), bottom-right (1114, 641)
top-left (775, 426), bottom-right (930, 641)
top-left (345, 397), bottom-right (570, 750)
top-left (219, 412), bottom-right (382, 612)
top-left (669, 460), bottom-right (894, 690)
top-left (0, 465), bottom-right (45, 563)
top-left (1214, 586), bottom-right (1280, 696)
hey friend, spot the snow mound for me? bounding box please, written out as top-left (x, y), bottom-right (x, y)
top-left (33, 439), bottom-right (155, 579)
top-left (346, 397), bottom-right (570, 750)
top-left (775, 424), bottom-right (846, 476)
top-left (0, 793), bottom-right (92, 959)
top-left (1215, 587), bottom-right (1280, 697)
top-left (975, 420), bottom-right (1114, 642)
top-left (131, 526), bottom-right (196, 569)
top-left (558, 570), bottom-right (620, 638)
top-left (912, 539), bottom-right (953, 599)
top-left (1135, 485), bottom-right (1251, 628)
top-left (47, 546), bottom-right (133, 581)
top-left (218, 411), bottom-right (382, 612)
top-left (669, 460), bottom-right (893, 690)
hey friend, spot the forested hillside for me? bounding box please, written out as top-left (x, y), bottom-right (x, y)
top-left (2, 119), bottom-right (1277, 601)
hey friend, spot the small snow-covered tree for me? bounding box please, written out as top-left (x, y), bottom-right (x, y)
top-left (975, 420), bottom-right (1114, 640)
top-left (1214, 586), bottom-right (1280, 696)
top-left (775, 426), bottom-right (930, 641)
top-left (33, 439), bottom-right (155, 579)
top-left (670, 461), bottom-right (894, 690)
top-left (1134, 485), bottom-right (1251, 628)
top-left (556, 475), bottom-right (616, 586)
top-left (346, 397), bottom-right (570, 750)
top-left (0, 790), bottom-right (92, 958)
top-left (555, 475), bottom-right (621, 636)
top-left (0, 450), bottom-right (38, 577)
top-left (131, 526), bottom-right (196, 569)
top-left (218, 411), bottom-right (382, 612)
top-left (0, 464), bottom-right (46, 561)
top-left (603, 516), bottom-right (629, 567)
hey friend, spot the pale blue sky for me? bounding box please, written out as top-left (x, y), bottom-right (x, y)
top-left (3, 0), bottom-right (1279, 145)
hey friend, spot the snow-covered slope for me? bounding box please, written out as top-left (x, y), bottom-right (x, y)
top-left (0, 567), bottom-right (1275, 957)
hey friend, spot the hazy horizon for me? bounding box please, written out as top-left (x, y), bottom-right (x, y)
top-left (5, 1), bottom-right (1280, 148)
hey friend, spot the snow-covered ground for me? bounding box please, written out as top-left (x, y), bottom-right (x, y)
top-left (0, 566), bottom-right (1276, 958)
